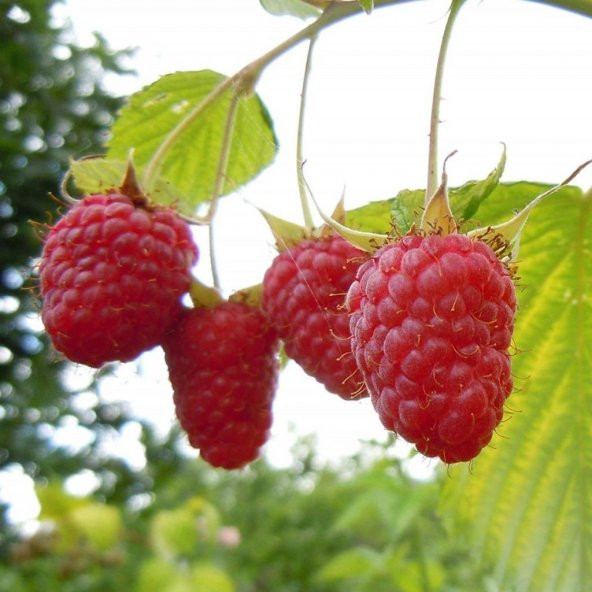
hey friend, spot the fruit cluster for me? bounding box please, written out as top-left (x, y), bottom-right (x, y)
top-left (39, 185), bottom-right (516, 468)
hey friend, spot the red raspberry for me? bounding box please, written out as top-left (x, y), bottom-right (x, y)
top-left (346, 232), bottom-right (516, 463)
top-left (39, 193), bottom-right (198, 367)
top-left (163, 301), bottom-right (279, 470)
top-left (262, 235), bottom-right (368, 399)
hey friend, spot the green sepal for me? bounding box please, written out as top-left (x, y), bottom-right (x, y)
top-left (307, 186), bottom-right (388, 252)
top-left (68, 156), bottom-right (206, 221)
top-left (258, 208), bottom-right (309, 251)
top-left (454, 143), bottom-right (506, 222)
top-left (468, 159), bottom-right (592, 261)
top-left (345, 147), bottom-right (507, 235)
top-left (189, 278), bottom-right (223, 309)
top-left (420, 155), bottom-right (457, 235)
top-left (229, 284), bottom-right (264, 308)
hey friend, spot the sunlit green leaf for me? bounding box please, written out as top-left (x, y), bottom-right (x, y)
top-left (441, 183), bottom-right (592, 591)
top-left (184, 496), bottom-right (220, 542)
top-left (191, 563), bottom-right (235, 592)
top-left (136, 558), bottom-right (181, 592)
top-left (345, 151), bottom-right (507, 235)
top-left (150, 508), bottom-right (198, 556)
top-left (70, 503), bottom-right (122, 550)
top-left (36, 482), bottom-right (86, 521)
top-left (259, 0), bottom-right (321, 18)
top-left (453, 144), bottom-right (506, 223)
top-left (386, 553), bottom-right (446, 591)
top-left (346, 199), bottom-right (394, 234)
top-left (315, 547), bottom-right (380, 582)
top-left (69, 157), bottom-right (186, 207)
top-left (534, 0), bottom-right (592, 20)
top-left (108, 70), bottom-right (277, 216)
top-left (334, 478), bottom-right (436, 544)
top-left (391, 189), bottom-right (425, 232)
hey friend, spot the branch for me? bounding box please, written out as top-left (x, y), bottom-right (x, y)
top-left (142, 0), bottom-right (415, 191)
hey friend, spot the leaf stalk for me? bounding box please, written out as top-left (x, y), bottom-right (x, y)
top-left (142, 0), bottom-right (414, 193)
top-left (208, 92), bottom-right (241, 290)
top-left (297, 35), bottom-right (318, 231)
top-left (426, 0), bottom-right (465, 204)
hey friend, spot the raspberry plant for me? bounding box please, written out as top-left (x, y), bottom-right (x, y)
top-left (33, 0), bottom-right (592, 590)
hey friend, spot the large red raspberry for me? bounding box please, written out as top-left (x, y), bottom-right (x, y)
top-left (262, 235), bottom-right (368, 399)
top-left (39, 193), bottom-right (198, 367)
top-left (346, 232), bottom-right (516, 463)
top-left (163, 301), bottom-right (279, 470)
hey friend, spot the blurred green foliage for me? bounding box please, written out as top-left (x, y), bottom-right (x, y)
top-left (1, 441), bottom-right (492, 592)
top-left (0, 0), bottom-right (165, 549)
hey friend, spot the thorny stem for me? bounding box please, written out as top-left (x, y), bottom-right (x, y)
top-left (142, 0), bottom-right (414, 193)
top-left (208, 92), bottom-right (240, 291)
top-left (297, 35), bottom-right (318, 231)
top-left (426, 0), bottom-right (465, 204)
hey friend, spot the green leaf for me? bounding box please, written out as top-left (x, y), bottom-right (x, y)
top-left (70, 503), bottom-right (122, 550)
top-left (385, 553), bottom-right (446, 591)
top-left (345, 199), bottom-right (394, 234)
top-left (190, 563), bottom-right (235, 592)
top-left (36, 482), bottom-right (86, 521)
top-left (150, 508), bottom-right (198, 557)
top-left (184, 496), bottom-right (221, 541)
top-left (315, 547), bottom-right (380, 583)
top-left (69, 157), bottom-right (185, 207)
top-left (136, 558), bottom-right (180, 592)
top-left (358, 0), bottom-right (374, 13)
top-left (259, 0), bottom-right (322, 18)
top-left (390, 189), bottom-right (425, 233)
top-left (346, 150), bottom-right (506, 236)
top-left (334, 479), bottom-right (436, 544)
top-left (452, 144), bottom-right (506, 222)
top-left (441, 184), bottom-right (592, 591)
top-left (534, 0), bottom-right (592, 20)
top-left (468, 181), bottom-right (550, 228)
top-left (107, 70), bottom-right (277, 216)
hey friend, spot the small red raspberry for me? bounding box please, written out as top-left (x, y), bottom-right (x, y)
top-left (346, 232), bottom-right (516, 463)
top-left (163, 301), bottom-right (279, 470)
top-left (39, 193), bottom-right (198, 367)
top-left (262, 235), bottom-right (368, 399)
